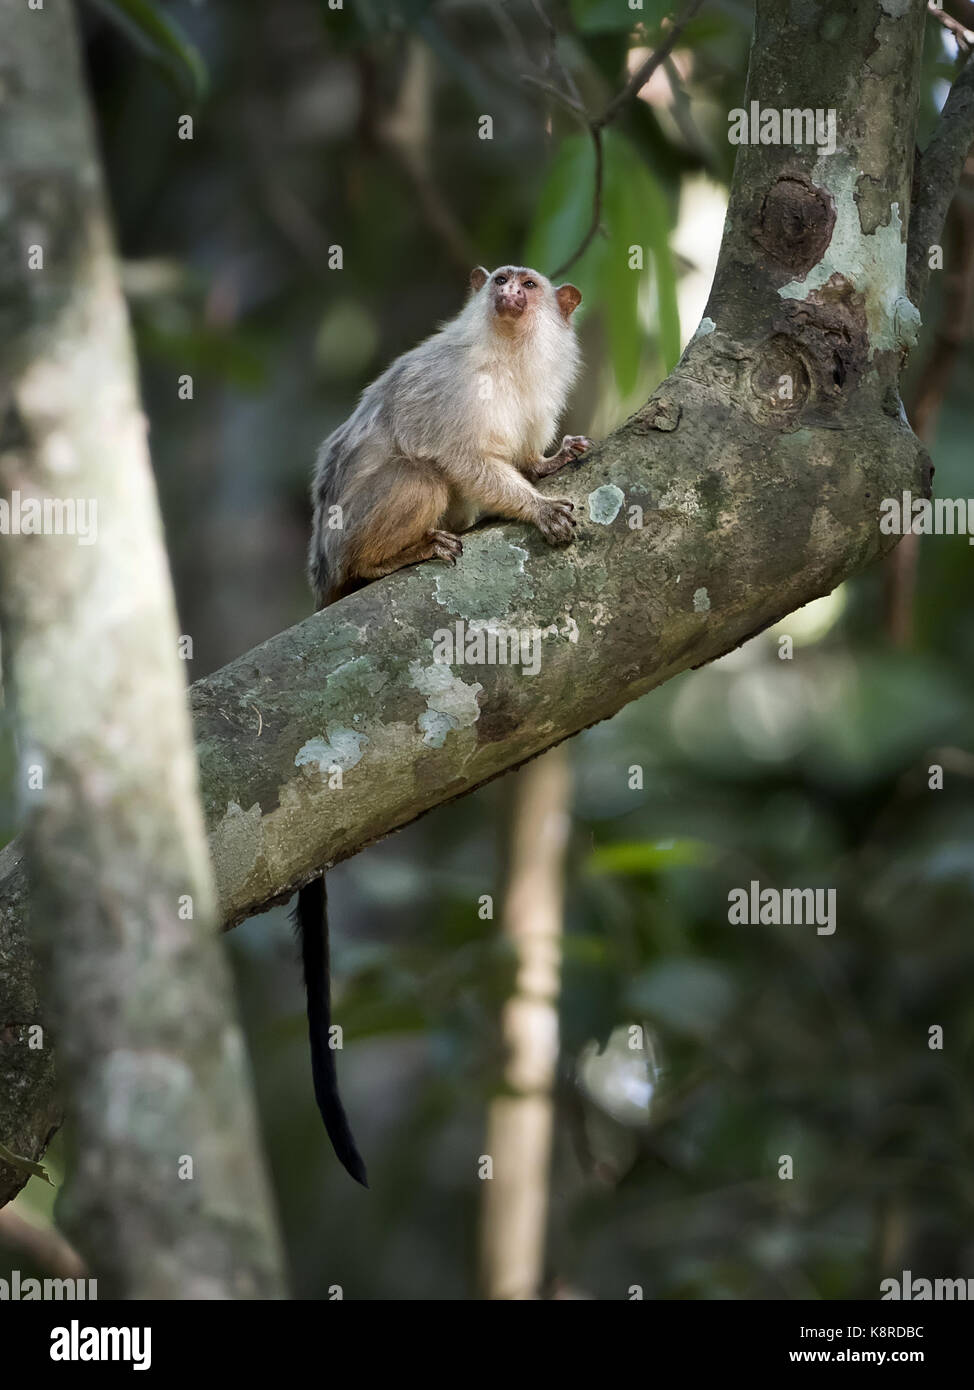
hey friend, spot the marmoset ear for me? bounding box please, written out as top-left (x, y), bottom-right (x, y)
top-left (555, 284), bottom-right (582, 320)
top-left (469, 266), bottom-right (490, 292)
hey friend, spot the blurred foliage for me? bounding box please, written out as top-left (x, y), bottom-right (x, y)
top-left (524, 128), bottom-right (680, 386)
top-left (3, 0), bottom-right (973, 1300)
top-left (88, 0), bottom-right (208, 99)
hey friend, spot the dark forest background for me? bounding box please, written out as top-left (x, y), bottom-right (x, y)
top-left (3, 0), bottom-right (974, 1299)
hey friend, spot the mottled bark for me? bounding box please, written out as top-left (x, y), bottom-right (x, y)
top-left (0, 842), bottom-right (59, 1197)
top-left (0, 0), bottom-right (284, 1295)
top-left (908, 49), bottom-right (974, 306)
top-left (1, 0), bottom-right (966, 1209)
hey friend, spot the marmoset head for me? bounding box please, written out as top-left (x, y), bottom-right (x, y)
top-left (469, 265), bottom-right (582, 333)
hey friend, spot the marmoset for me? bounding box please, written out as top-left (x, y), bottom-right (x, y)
top-left (296, 264), bottom-right (590, 1184)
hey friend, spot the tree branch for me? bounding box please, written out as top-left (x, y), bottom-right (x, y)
top-left (3, 0), bottom-right (965, 1211)
top-left (597, 0), bottom-right (706, 130)
top-left (0, 1207), bottom-right (87, 1281)
top-left (887, 185), bottom-right (974, 643)
top-left (541, 0), bottom-right (706, 280)
top-left (379, 39), bottom-right (479, 276)
top-left (908, 46), bottom-right (974, 304)
top-left (929, 0), bottom-right (973, 52)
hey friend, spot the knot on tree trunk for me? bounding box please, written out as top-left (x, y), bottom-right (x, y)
top-left (770, 275), bottom-right (871, 418)
top-left (753, 174), bottom-right (837, 277)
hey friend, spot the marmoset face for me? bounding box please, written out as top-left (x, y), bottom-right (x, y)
top-left (488, 265), bottom-right (548, 321)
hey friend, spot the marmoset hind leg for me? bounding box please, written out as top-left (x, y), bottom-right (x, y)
top-left (354, 530), bottom-right (464, 580)
top-left (342, 451), bottom-right (577, 588)
top-left (342, 456), bottom-right (462, 584)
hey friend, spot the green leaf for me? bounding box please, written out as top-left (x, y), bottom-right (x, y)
top-left (88, 0), bottom-right (208, 102)
top-left (640, 160), bottom-right (681, 370)
top-left (601, 134), bottom-right (644, 394)
top-left (586, 838), bottom-right (714, 874)
top-left (523, 130), bottom-right (679, 385)
top-left (522, 134), bottom-right (600, 281)
top-left (136, 319), bottom-right (266, 391)
top-left (603, 130), bottom-right (681, 386)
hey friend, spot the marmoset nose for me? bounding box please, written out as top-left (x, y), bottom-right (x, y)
top-left (498, 288), bottom-right (526, 315)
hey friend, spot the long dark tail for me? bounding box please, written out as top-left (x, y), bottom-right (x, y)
top-left (294, 876), bottom-right (368, 1187)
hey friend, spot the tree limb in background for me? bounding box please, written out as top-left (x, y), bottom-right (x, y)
top-left (2, 0), bottom-right (969, 1202)
top-left (0, 1206), bottom-right (87, 1281)
top-left (379, 38), bottom-right (479, 277)
top-left (944, 0), bottom-right (974, 29)
top-left (479, 748), bottom-right (570, 1300)
top-left (907, 44), bottom-right (974, 306)
top-left (0, 0), bottom-right (284, 1296)
top-left (887, 181), bottom-right (974, 643)
top-left (888, 21), bottom-right (974, 642)
top-left (930, 0), bottom-right (974, 52)
top-left (524, 0), bottom-right (706, 279)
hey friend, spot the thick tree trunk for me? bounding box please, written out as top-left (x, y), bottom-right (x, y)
top-left (3, 1), bottom-right (971, 1206)
top-left (0, 0), bottom-right (284, 1295)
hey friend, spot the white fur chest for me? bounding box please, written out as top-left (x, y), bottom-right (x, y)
top-left (467, 338), bottom-right (569, 459)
